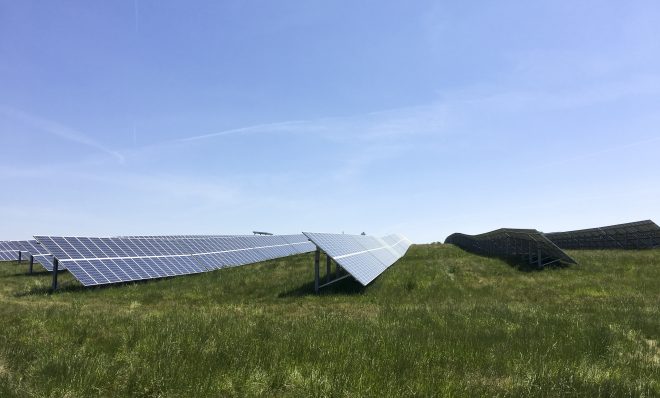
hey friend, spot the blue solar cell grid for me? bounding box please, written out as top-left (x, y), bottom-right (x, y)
top-left (17, 240), bottom-right (60, 271)
top-left (35, 234), bottom-right (315, 287)
top-left (302, 234), bottom-right (368, 258)
top-left (338, 254), bottom-right (388, 285)
top-left (303, 232), bottom-right (412, 286)
top-left (0, 241), bottom-right (32, 262)
top-left (0, 251), bottom-right (18, 261)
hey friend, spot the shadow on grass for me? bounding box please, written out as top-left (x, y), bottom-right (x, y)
top-left (279, 275), bottom-right (365, 298)
top-left (7, 269), bottom-right (55, 278)
top-left (13, 276), bottom-right (174, 297)
top-left (14, 281), bottom-right (86, 297)
top-left (502, 256), bottom-right (570, 272)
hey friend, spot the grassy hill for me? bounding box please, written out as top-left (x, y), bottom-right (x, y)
top-left (0, 245), bottom-right (658, 397)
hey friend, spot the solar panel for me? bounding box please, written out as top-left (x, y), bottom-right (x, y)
top-left (0, 251), bottom-right (18, 261)
top-left (35, 236), bottom-right (209, 286)
top-left (545, 220), bottom-right (660, 250)
top-left (0, 241), bottom-right (25, 261)
top-left (445, 228), bottom-right (576, 267)
top-left (119, 235), bottom-right (237, 239)
top-left (15, 241), bottom-right (34, 260)
top-left (303, 232), bottom-right (412, 286)
top-left (19, 240), bottom-right (60, 271)
top-left (281, 234), bottom-right (317, 254)
top-left (35, 234), bottom-right (315, 288)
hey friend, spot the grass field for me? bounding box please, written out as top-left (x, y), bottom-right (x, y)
top-left (0, 245), bottom-right (658, 397)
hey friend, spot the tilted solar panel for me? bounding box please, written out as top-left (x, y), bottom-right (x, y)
top-left (303, 232), bottom-right (412, 286)
top-left (0, 251), bottom-right (18, 261)
top-left (281, 234), bottom-right (317, 254)
top-left (35, 236), bottom-right (213, 286)
top-left (35, 234), bottom-right (315, 288)
top-left (119, 235), bottom-right (237, 240)
top-left (14, 241), bottom-right (34, 259)
top-left (0, 241), bottom-right (26, 261)
top-left (18, 240), bottom-right (59, 271)
top-left (545, 220), bottom-right (660, 250)
top-left (445, 228), bottom-right (576, 266)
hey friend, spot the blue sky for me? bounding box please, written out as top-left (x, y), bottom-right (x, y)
top-left (1, 1), bottom-right (659, 243)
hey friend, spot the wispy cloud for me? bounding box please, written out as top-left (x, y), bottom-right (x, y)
top-left (118, 104), bottom-right (447, 182)
top-left (173, 120), bottom-right (309, 143)
top-left (0, 105), bottom-right (125, 164)
top-left (170, 103), bottom-right (448, 145)
top-left (168, 71), bottom-right (660, 148)
top-left (117, 71), bottom-right (660, 186)
top-left (0, 165), bottom-right (237, 205)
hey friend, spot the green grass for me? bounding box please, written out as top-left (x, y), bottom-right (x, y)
top-left (0, 245), bottom-right (658, 397)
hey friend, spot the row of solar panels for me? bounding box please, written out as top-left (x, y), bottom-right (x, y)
top-left (0, 240), bottom-right (56, 270)
top-left (444, 220), bottom-right (659, 265)
top-left (36, 234), bottom-right (315, 287)
top-left (1, 220), bottom-right (654, 289)
top-left (0, 233), bottom-right (412, 289)
top-left (445, 229), bottom-right (577, 267)
top-left (545, 220), bottom-right (659, 250)
top-left (304, 232), bottom-right (412, 286)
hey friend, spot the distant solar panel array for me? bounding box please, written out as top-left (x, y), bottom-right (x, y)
top-left (35, 234), bottom-right (316, 288)
top-left (0, 240), bottom-right (60, 272)
top-left (445, 229), bottom-right (576, 267)
top-left (3, 232), bottom-right (408, 291)
top-left (2, 218), bottom-right (656, 292)
top-left (0, 241), bottom-right (25, 261)
top-left (119, 235), bottom-right (236, 239)
top-left (546, 220), bottom-right (660, 250)
top-left (20, 240), bottom-right (58, 271)
top-left (303, 232), bottom-right (412, 291)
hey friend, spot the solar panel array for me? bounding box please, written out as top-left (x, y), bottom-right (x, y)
top-left (19, 240), bottom-right (59, 271)
top-left (0, 241), bottom-right (24, 261)
top-left (35, 234), bottom-right (315, 287)
top-left (119, 235), bottom-right (236, 239)
top-left (120, 234), bottom-right (314, 255)
top-left (445, 228), bottom-right (576, 266)
top-left (303, 232), bottom-right (412, 286)
top-left (545, 220), bottom-right (660, 250)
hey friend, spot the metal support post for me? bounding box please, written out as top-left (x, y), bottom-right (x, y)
top-left (326, 254), bottom-right (332, 283)
top-left (537, 246), bottom-right (543, 269)
top-left (29, 255), bottom-right (34, 274)
top-left (314, 248), bottom-right (320, 294)
top-left (18, 251), bottom-right (22, 263)
top-left (51, 258), bottom-right (59, 290)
